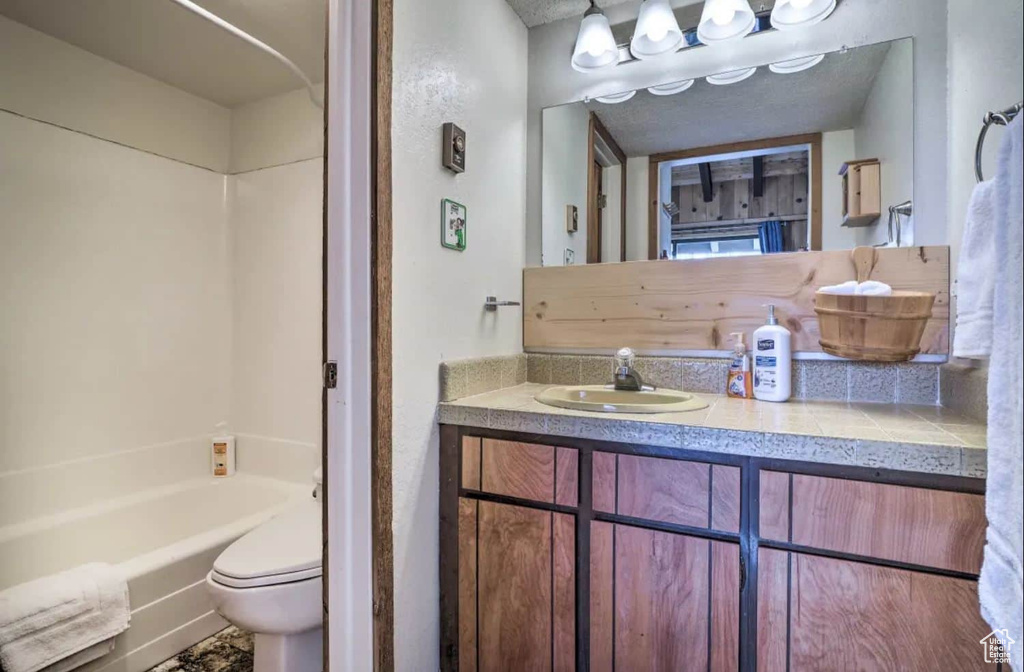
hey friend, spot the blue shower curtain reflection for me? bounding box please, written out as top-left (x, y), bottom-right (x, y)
top-left (758, 220), bottom-right (785, 254)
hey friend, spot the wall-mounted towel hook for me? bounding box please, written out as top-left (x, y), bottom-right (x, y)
top-left (976, 101), bottom-right (1022, 182)
top-left (484, 296), bottom-right (521, 311)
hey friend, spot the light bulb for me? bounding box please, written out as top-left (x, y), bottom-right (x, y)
top-left (648, 24), bottom-right (669, 42)
top-left (711, 6), bottom-right (736, 25)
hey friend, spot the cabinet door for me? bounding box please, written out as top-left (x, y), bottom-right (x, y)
top-left (758, 549), bottom-right (997, 671)
top-left (458, 499), bottom-right (575, 672)
top-left (591, 522), bottom-right (739, 672)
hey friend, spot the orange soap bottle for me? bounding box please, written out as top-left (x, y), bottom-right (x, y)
top-left (726, 332), bottom-right (753, 399)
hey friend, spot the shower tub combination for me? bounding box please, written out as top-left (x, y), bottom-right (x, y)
top-left (0, 439), bottom-right (313, 672)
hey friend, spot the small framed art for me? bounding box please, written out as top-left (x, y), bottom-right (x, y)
top-left (441, 198), bottom-right (467, 251)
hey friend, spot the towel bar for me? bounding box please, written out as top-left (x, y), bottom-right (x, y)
top-left (975, 101), bottom-right (1022, 182)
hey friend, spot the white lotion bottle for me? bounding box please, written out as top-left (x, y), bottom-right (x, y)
top-left (753, 305), bottom-right (792, 402)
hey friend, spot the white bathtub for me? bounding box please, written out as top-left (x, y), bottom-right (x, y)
top-left (0, 472), bottom-right (310, 672)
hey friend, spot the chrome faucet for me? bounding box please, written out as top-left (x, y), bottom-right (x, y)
top-left (613, 347), bottom-right (652, 391)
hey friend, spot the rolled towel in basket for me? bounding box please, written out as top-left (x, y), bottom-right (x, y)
top-left (0, 563), bottom-right (130, 672)
top-left (818, 281), bottom-right (893, 296)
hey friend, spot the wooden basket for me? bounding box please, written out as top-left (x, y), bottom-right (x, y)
top-left (814, 291), bottom-right (936, 362)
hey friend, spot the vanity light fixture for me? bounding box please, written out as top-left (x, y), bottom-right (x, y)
top-left (770, 0), bottom-right (837, 30)
top-left (571, 0), bottom-right (619, 73)
top-left (595, 90), bottom-right (637, 104)
top-left (706, 66), bottom-right (757, 85)
top-left (696, 0), bottom-right (756, 45)
top-left (647, 79), bottom-right (695, 96)
top-left (631, 0), bottom-right (684, 59)
top-left (769, 53), bottom-right (825, 73)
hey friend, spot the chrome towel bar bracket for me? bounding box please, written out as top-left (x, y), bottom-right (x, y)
top-left (484, 296), bottom-right (521, 311)
top-left (976, 101), bottom-right (1022, 182)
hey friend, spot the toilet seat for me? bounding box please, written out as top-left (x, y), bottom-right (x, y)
top-left (212, 500), bottom-right (321, 589)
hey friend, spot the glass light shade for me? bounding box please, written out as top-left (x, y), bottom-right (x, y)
top-left (630, 0), bottom-right (684, 59)
top-left (571, 9), bottom-right (619, 73)
top-left (696, 0), bottom-right (756, 45)
top-left (595, 90), bottom-right (637, 104)
top-left (706, 66), bottom-right (757, 85)
top-left (769, 53), bottom-right (825, 73)
top-left (770, 0), bottom-right (836, 30)
top-left (647, 79), bottom-right (695, 96)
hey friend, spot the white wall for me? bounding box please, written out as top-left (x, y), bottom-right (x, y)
top-left (0, 15), bottom-right (230, 172)
top-left (820, 129), bottom-right (857, 250)
top-left (542, 104), bottom-right (590, 265)
top-left (229, 84), bottom-right (325, 174)
top-left (946, 0), bottom-right (1024, 270)
top-left (228, 160), bottom-right (323, 483)
top-left (1, 18), bottom-right (324, 487)
top-left (525, 0), bottom-right (951, 265)
top-left (853, 39), bottom-right (915, 247)
top-left (625, 156), bottom-right (650, 260)
top-left (390, 0), bottom-right (528, 666)
top-left (0, 111), bottom-right (231, 474)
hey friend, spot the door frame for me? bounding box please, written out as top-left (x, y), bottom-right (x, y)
top-left (647, 133), bottom-right (823, 260)
top-left (324, 0), bottom-right (394, 669)
top-left (587, 112), bottom-right (628, 264)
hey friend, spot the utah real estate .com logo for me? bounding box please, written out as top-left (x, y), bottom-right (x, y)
top-left (980, 629), bottom-right (1015, 664)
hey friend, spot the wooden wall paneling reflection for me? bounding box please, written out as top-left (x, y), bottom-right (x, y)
top-left (477, 502), bottom-right (552, 671)
top-left (648, 133), bottom-right (823, 259)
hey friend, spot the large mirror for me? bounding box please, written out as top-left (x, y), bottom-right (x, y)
top-left (541, 38), bottom-right (913, 265)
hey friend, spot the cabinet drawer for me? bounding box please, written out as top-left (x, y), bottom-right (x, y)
top-left (461, 436), bottom-right (578, 506)
top-left (759, 471), bottom-right (985, 574)
top-left (593, 452), bottom-right (739, 532)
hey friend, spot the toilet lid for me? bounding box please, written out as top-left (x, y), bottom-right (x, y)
top-left (213, 500), bottom-right (322, 585)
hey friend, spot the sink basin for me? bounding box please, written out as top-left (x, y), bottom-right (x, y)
top-left (535, 385), bottom-right (708, 414)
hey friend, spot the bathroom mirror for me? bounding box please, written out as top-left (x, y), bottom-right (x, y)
top-left (540, 38), bottom-right (914, 265)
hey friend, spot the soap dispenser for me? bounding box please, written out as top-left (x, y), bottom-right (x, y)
top-left (753, 305), bottom-right (792, 402)
top-left (211, 422), bottom-right (236, 477)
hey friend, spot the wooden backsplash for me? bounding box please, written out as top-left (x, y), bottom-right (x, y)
top-left (523, 246), bottom-right (950, 355)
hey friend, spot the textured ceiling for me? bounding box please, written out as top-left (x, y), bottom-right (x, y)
top-left (0, 0), bottom-right (325, 107)
top-left (504, 0), bottom-right (637, 28)
top-left (579, 42), bottom-right (895, 157)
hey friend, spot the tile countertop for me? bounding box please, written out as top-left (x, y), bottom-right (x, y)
top-left (438, 383), bottom-right (989, 479)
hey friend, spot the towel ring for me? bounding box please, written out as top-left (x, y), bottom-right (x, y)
top-left (975, 101), bottom-right (1022, 182)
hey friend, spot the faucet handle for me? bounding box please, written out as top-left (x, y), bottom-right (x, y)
top-left (615, 347), bottom-right (636, 369)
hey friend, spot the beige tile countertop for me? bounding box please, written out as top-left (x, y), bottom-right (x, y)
top-left (438, 383), bottom-right (989, 479)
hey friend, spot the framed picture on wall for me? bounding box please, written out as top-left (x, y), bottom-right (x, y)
top-left (441, 198), bottom-right (467, 251)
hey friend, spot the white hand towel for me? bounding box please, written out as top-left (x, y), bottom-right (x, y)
top-left (954, 179), bottom-right (998, 358)
top-left (978, 115), bottom-right (1023, 672)
top-left (818, 280), bottom-right (893, 296)
top-left (855, 280), bottom-right (893, 297)
top-left (818, 280), bottom-right (858, 295)
top-left (0, 564), bottom-right (130, 672)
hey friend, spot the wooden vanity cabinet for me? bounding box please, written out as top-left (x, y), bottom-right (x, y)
top-left (441, 428), bottom-right (989, 671)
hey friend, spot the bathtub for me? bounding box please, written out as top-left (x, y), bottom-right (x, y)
top-left (0, 472), bottom-right (310, 672)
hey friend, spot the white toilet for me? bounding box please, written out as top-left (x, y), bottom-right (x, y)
top-left (205, 471), bottom-right (323, 672)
